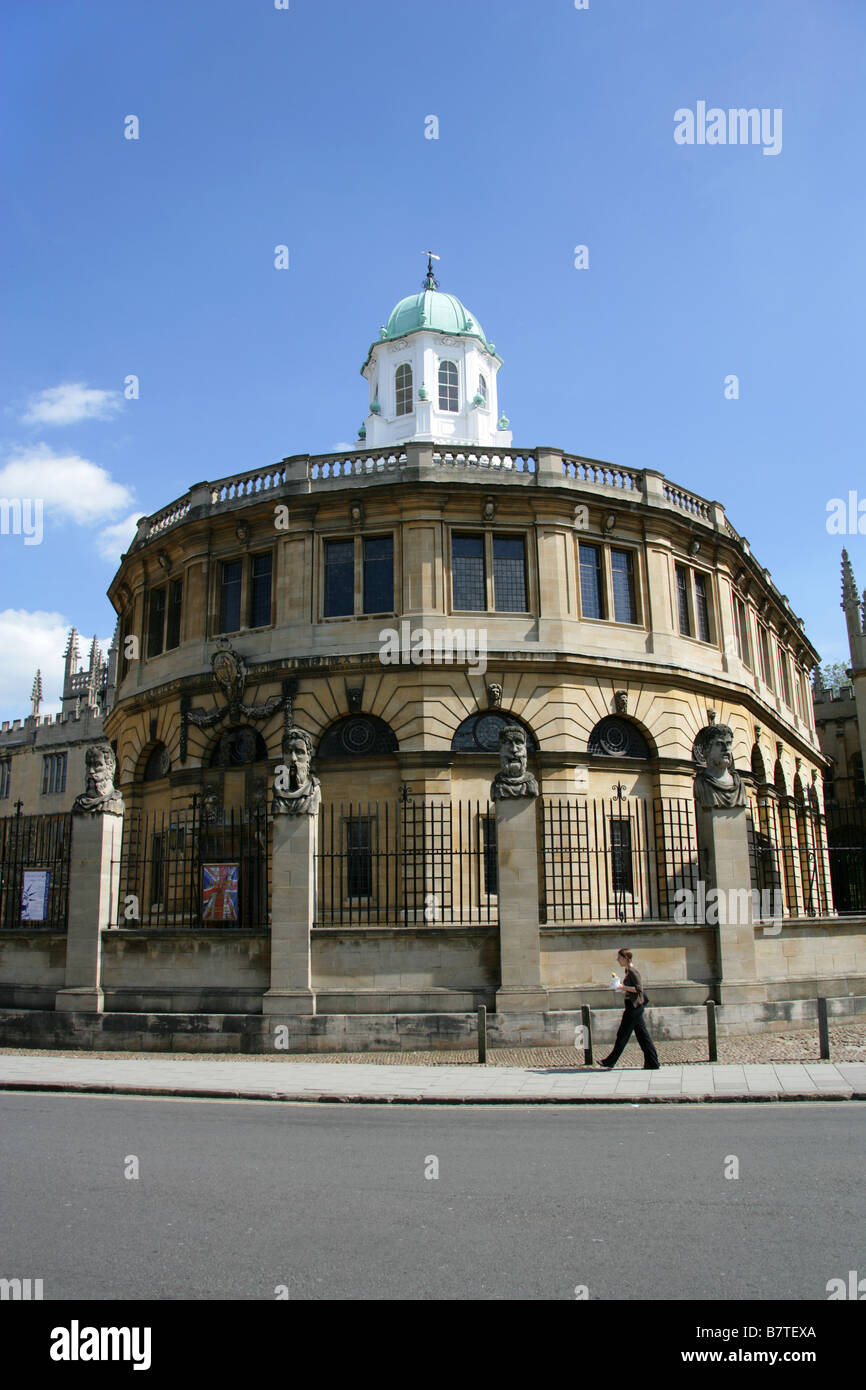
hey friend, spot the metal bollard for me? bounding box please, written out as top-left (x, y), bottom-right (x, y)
top-left (817, 996), bottom-right (830, 1060)
top-left (477, 1004), bottom-right (487, 1065)
top-left (706, 999), bottom-right (718, 1063)
top-left (581, 1004), bottom-right (593, 1066)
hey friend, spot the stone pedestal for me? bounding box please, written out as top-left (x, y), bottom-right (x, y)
top-left (262, 813), bottom-right (316, 1016)
top-left (494, 796), bottom-right (547, 1012)
top-left (55, 811), bottom-right (123, 1014)
top-left (696, 804), bottom-right (767, 1005)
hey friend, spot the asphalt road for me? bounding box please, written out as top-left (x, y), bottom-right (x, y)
top-left (0, 1094), bottom-right (862, 1300)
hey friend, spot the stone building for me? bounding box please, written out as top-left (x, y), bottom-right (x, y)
top-left (0, 629), bottom-right (116, 815)
top-left (813, 551), bottom-right (866, 806)
top-left (3, 270), bottom-right (864, 1051)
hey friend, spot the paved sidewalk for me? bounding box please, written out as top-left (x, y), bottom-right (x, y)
top-left (0, 1054), bottom-right (864, 1104)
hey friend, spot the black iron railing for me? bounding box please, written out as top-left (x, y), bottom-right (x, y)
top-left (115, 804), bottom-right (270, 927)
top-left (824, 803), bottom-right (866, 915)
top-left (0, 808), bottom-right (71, 928)
top-left (315, 798), bottom-right (497, 927)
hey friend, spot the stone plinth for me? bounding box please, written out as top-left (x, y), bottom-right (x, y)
top-left (494, 796), bottom-right (547, 1012)
top-left (262, 812), bottom-right (316, 1016)
top-left (696, 804), bottom-right (766, 1005)
top-left (55, 811), bottom-right (123, 1014)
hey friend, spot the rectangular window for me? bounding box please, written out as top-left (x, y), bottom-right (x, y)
top-left (324, 540), bottom-right (355, 617)
top-left (610, 548), bottom-right (638, 624)
top-left (758, 626), bottom-right (774, 690)
top-left (579, 544), bottom-right (605, 620)
top-left (0, 760), bottom-right (10, 799)
top-left (219, 560), bottom-right (243, 634)
top-left (147, 587), bottom-right (166, 657)
top-left (778, 646), bottom-right (793, 707)
top-left (493, 535), bottom-right (527, 612)
top-left (363, 535), bottom-right (394, 614)
top-left (694, 572), bottom-right (711, 643)
top-left (675, 565), bottom-right (691, 636)
top-left (42, 753), bottom-right (67, 796)
top-left (609, 818), bottom-right (633, 894)
top-left (345, 815), bottom-right (373, 899)
top-left (166, 579), bottom-right (183, 650)
top-left (249, 552), bottom-right (273, 628)
top-left (452, 534), bottom-right (486, 611)
top-left (734, 595), bottom-right (751, 668)
top-left (482, 815), bottom-right (498, 896)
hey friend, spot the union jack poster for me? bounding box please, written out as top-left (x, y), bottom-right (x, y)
top-left (202, 863), bottom-right (238, 922)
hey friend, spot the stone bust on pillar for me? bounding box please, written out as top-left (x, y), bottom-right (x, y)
top-left (72, 742), bottom-right (124, 816)
top-left (491, 725), bottom-right (538, 800)
top-left (273, 727), bottom-right (321, 816)
top-left (692, 721), bottom-right (746, 809)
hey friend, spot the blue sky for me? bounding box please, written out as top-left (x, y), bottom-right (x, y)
top-left (1, 0), bottom-right (864, 716)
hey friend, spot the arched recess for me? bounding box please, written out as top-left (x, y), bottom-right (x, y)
top-left (751, 744), bottom-right (767, 783)
top-left (774, 759), bottom-right (788, 798)
top-left (142, 742), bottom-right (171, 782)
top-left (587, 716), bottom-right (653, 759)
top-left (207, 726), bottom-right (268, 768)
top-left (451, 711), bottom-right (538, 753)
top-left (317, 714), bottom-right (398, 758)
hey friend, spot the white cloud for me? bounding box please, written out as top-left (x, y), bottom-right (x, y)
top-left (0, 443), bottom-right (134, 524)
top-left (0, 611), bottom-right (112, 722)
top-left (22, 382), bottom-right (122, 427)
top-left (96, 511), bottom-right (142, 563)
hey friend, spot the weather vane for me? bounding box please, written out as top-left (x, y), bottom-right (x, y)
top-left (421, 249), bottom-right (440, 290)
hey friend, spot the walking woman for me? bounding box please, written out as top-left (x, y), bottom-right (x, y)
top-left (599, 948), bottom-right (660, 1069)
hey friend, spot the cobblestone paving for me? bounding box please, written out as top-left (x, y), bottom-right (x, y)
top-left (2, 1023), bottom-right (864, 1066)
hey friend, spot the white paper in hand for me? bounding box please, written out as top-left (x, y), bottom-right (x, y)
top-left (609, 973), bottom-right (621, 990)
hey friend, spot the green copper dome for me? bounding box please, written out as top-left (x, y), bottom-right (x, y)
top-left (362, 286), bottom-right (500, 372)
top-left (383, 289), bottom-right (487, 345)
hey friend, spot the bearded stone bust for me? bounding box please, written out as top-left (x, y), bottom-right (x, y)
top-left (693, 723), bottom-right (746, 809)
top-left (73, 742), bottom-right (125, 817)
top-left (491, 725), bottom-right (538, 800)
top-left (273, 727), bottom-right (321, 816)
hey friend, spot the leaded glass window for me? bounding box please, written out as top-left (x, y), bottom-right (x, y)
top-left (579, 544), bottom-right (605, 620)
top-left (611, 548), bottom-right (637, 624)
top-left (324, 540), bottom-right (354, 617)
top-left (363, 535), bottom-right (394, 614)
top-left (493, 535), bottom-right (527, 611)
top-left (452, 534), bottom-right (485, 610)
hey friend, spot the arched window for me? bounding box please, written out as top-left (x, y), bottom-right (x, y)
top-left (318, 715), bottom-right (398, 758)
top-left (438, 360), bottom-right (458, 412)
top-left (478, 374), bottom-right (488, 406)
top-left (451, 711), bottom-right (538, 753)
top-left (587, 717), bottom-right (652, 759)
top-left (395, 364), bottom-right (413, 417)
top-left (143, 743), bottom-right (170, 781)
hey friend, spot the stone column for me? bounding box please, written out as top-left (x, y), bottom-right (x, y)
top-left (494, 798), bottom-right (547, 1013)
top-left (262, 809), bottom-right (317, 1016)
top-left (696, 805), bottom-right (766, 1004)
top-left (55, 811), bottom-right (123, 1013)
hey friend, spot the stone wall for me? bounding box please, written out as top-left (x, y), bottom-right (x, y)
top-left (0, 930), bottom-right (67, 1009)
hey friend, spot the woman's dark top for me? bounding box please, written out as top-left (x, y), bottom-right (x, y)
top-left (622, 966), bottom-right (645, 1008)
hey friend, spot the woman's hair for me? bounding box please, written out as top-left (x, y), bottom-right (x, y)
top-left (617, 948), bottom-right (633, 963)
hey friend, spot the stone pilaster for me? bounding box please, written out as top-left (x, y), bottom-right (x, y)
top-left (696, 804), bottom-right (766, 1004)
top-left (494, 796), bottom-right (547, 1011)
top-left (55, 811), bottom-right (123, 1013)
top-left (262, 813), bottom-right (316, 1015)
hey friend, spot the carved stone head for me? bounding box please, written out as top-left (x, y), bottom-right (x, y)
top-left (487, 682), bottom-right (503, 709)
top-left (499, 724), bottom-right (527, 777)
top-left (281, 726), bottom-right (313, 790)
top-left (614, 690), bottom-right (628, 715)
top-left (73, 741), bottom-right (124, 816)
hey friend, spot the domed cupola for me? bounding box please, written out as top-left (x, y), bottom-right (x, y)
top-left (359, 255), bottom-right (512, 449)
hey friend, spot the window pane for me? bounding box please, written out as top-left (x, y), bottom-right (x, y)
top-left (735, 596), bottom-right (751, 668)
top-left (759, 627), bottom-right (774, 689)
top-left (250, 552), bottom-right (273, 628)
top-left (579, 544), bottom-right (605, 619)
top-left (346, 816), bottom-right (373, 898)
top-left (395, 363), bottom-right (413, 416)
top-left (778, 646), bottom-right (792, 706)
top-left (675, 565), bottom-right (691, 636)
top-left (363, 535), bottom-right (393, 614)
top-left (493, 535), bottom-right (527, 611)
top-left (694, 572), bottom-right (711, 642)
top-left (0, 761), bottom-right (10, 799)
top-left (438, 360), bottom-right (458, 412)
top-left (219, 560), bottom-right (242, 633)
top-left (478, 374), bottom-right (487, 405)
top-left (147, 587), bottom-right (166, 657)
top-left (610, 818), bottom-right (634, 894)
top-left (166, 579), bottom-right (183, 650)
top-left (611, 549), bottom-right (637, 624)
top-left (452, 534), bottom-right (485, 610)
top-left (325, 540), bottom-right (354, 617)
